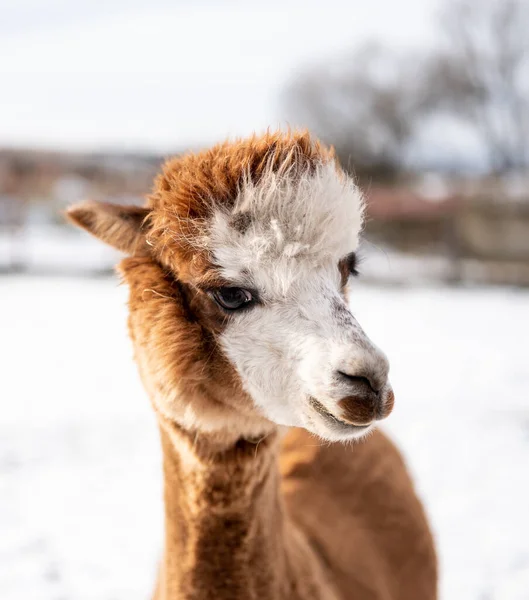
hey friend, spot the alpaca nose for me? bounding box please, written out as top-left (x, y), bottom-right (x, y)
top-left (336, 358), bottom-right (389, 394)
top-left (335, 368), bottom-right (394, 425)
top-left (337, 371), bottom-right (380, 394)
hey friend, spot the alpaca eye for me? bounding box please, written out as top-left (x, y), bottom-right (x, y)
top-left (345, 252), bottom-right (359, 276)
top-left (212, 287), bottom-right (254, 311)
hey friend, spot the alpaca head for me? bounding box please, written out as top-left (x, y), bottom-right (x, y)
top-left (68, 131), bottom-right (393, 442)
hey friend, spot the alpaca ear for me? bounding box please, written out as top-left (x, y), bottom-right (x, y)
top-left (66, 201), bottom-right (151, 255)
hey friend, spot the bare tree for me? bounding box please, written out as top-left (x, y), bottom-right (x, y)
top-left (425, 0), bottom-right (529, 173)
top-left (282, 44), bottom-right (427, 179)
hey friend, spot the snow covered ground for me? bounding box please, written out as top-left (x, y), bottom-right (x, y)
top-left (0, 276), bottom-right (528, 600)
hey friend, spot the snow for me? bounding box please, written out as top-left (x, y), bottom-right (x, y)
top-left (0, 226), bottom-right (119, 274)
top-left (1, 276), bottom-right (528, 600)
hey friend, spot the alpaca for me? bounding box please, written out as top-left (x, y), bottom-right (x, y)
top-left (68, 131), bottom-right (437, 600)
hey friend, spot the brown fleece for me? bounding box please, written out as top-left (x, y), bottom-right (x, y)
top-left (67, 130), bottom-right (437, 600)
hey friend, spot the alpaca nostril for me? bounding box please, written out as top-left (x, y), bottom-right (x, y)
top-left (336, 371), bottom-right (379, 394)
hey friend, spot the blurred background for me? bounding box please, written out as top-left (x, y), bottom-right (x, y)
top-left (1, 0), bottom-right (528, 599)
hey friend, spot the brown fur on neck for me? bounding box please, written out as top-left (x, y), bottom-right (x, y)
top-left (155, 415), bottom-right (337, 600)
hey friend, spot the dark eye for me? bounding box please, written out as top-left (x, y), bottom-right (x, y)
top-left (212, 287), bottom-right (254, 311)
top-left (345, 252), bottom-right (359, 277)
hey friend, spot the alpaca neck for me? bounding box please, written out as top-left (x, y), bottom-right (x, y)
top-left (155, 418), bottom-right (333, 600)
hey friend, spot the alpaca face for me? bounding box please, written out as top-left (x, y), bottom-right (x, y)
top-left (206, 161), bottom-right (394, 442)
top-left (68, 131), bottom-right (394, 441)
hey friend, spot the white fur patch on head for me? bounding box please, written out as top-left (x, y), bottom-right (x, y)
top-left (209, 161), bottom-right (364, 294)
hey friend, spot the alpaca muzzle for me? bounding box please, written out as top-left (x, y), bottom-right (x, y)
top-left (337, 377), bottom-right (395, 426)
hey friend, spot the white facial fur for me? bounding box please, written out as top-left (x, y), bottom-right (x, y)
top-left (210, 161), bottom-right (391, 441)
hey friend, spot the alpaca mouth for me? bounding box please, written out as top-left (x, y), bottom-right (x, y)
top-left (309, 397), bottom-right (371, 432)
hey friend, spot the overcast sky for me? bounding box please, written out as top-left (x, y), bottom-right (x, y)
top-left (0, 0), bottom-right (441, 153)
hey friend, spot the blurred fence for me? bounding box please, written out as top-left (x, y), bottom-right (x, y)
top-left (364, 184), bottom-right (529, 286)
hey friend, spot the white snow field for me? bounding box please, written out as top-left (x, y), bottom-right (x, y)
top-left (1, 276), bottom-right (528, 600)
